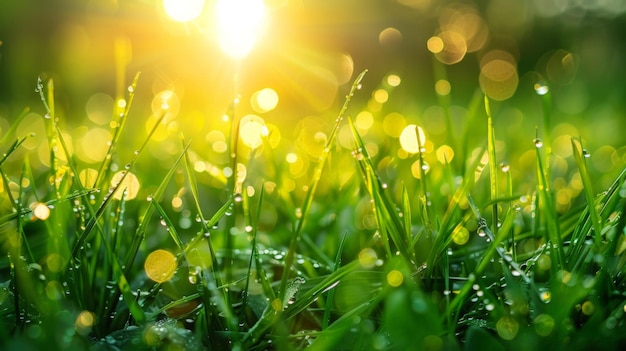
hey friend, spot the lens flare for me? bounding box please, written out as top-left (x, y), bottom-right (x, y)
top-left (145, 249), bottom-right (177, 283)
top-left (216, 0), bottom-right (266, 59)
top-left (163, 0), bottom-right (205, 22)
top-left (399, 124), bottom-right (427, 154)
top-left (239, 114), bottom-right (267, 149)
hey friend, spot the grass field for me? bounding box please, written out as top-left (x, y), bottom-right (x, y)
top-left (1, 1), bottom-right (626, 350)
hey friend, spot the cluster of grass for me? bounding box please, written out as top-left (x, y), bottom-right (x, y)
top-left (0, 62), bottom-right (625, 351)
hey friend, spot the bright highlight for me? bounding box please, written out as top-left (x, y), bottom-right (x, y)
top-left (144, 249), bottom-right (177, 283)
top-left (217, 0), bottom-right (266, 59)
top-left (163, 0), bottom-right (205, 22)
top-left (399, 124), bottom-right (427, 154)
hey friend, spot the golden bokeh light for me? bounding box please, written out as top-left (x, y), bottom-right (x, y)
top-left (32, 202), bottom-right (51, 221)
top-left (386, 74), bottom-right (402, 87)
top-left (77, 128), bottom-right (111, 163)
top-left (151, 90), bottom-right (180, 123)
top-left (452, 226), bottom-right (469, 245)
top-left (251, 88), bottom-right (279, 113)
top-left (374, 89), bottom-right (389, 104)
top-left (111, 171), bottom-right (140, 200)
top-left (431, 31), bottom-right (467, 65)
top-left (427, 36), bottom-right (444, 54)
top-left (296, 117), bottom-right (329, 158)
top-left (239, 114), bottom-right (267, 149)
top-left (358, 248), bottom-right (378, 268)
top-left (479, 59), bottom-right (519, 101)
top-left (163, 0), bottom-right (205, 22)
top-left (382, 112), bottom-right (406, 138)
top-left (379, 27), bottom-right (403, 48)
top-left (387, 270), bottom-right (404, 287)
top-left (399, 124), bottom-right (427, 154)
top-left (439, 3), bottom-right (489, 53)
top-left (331, 52), bottom-right (355, 85)
top-left (144, 249), bottom-right (177, 283)
top-left (86, 93), bottom-right (113, 125)
top-left (436, 145), bottom-right (455, 164)
top-left (434, 79), bottom-right (451, 95)
top-left (75, 310), bottom-right (95, 331)
top-left (355, 111), bottom-right (374, 132)
top-left (216, 0), bottom-right (266, 59)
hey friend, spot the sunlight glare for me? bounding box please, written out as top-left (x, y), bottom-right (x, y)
top-left (145, 249), bottom-right (177, 283)
top-left (217, 0), bottom-right (266, 59)
top-left (239, 114), bottom-right (267, 149)
top-left (163, 0), bottom-right (205, 22)
top-left (399, 124), bottom-right (427, 154)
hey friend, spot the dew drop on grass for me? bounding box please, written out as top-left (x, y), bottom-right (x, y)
top-left (539, 288), bottom-right (551, 303)
top-left (500, 163), bottom-right (510, 172)
top-left (582, 149), bottom-right (591, 158)
top-left (234, 193), bottom-right (243, 202)
top-left (534, 82), bottom-right (549, 95)
top-left (533, 138), bottom-right (543, 148)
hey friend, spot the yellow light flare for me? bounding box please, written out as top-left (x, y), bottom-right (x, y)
top-left (382, 112), bottom-right (406, 137)
top-left (435, 79), bottom-right (451, 95)
top-left (32, 202), bottom-right (51, 220)
top-left (358, 248), bottom-right (377, 268)
top-left (387, 270), bottom-right (404, 287)
top-left (163, 0), bottom-right (205, 22)
top-left (151, 90), bottom-right (180, 123)
top-left (451, 226), bottom-right (470, 245)
top-left (479, 59), bottom-right (518, 101)
top-left (216, 0), bottom-right (266, 59)
top-left (251, 88), bottom-right (279, 113)
top-left (145, 249), bottom-right (177, 283)
top-left (399, 124), bottom-right (427, 154)
top-left (111, 171), bottom-right (140, 200)
top-left (355, 111), bottom-right (374, 131)
top-left (386, 74), bottom-right (401, 87)
top-left (78, 168), bottom-right (99, 188)
top-left (75, 310), bottom-right (96, 330)
top-left (373, 89), bottom-right (389, 103)
top-left (239, 114), bottom-right (267, 149)
top-left (436, 145), bottom-right (455, 164)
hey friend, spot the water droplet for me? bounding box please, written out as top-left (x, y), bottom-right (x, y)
top-left (146, 195), bottom-right (153, 202)
top-left (534, 82), bottom-right (549, 95)
top-left (44, 113), bottom-right (51, 119)
top-left (234, 193), bottom-right (243, 202)
top-left (127, 85), bottom-right (134, 93)
top-left (539, 288), bottom-right (551, 303)
top-left (133, 150), bottom-right (140, 156)
top-left (500, 163), bottom-right (510, 172)
top-left (582, 149), bottom-right (591, 158)
top-left (357, 84), bottom-right (363, 90)
top-left (295, 208), bottom-right (302, 219)
top-left (533, 138), bottom-right (543, 148)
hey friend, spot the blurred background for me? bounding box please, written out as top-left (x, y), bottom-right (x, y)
top-left (0, 0), bottom-right (625, 214)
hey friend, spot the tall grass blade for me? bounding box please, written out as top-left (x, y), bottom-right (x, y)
top-left (278, 70), bottom-right (368, 301)
top-left (571, 138), bottom-right (603, 247)
top-left (484, 96), bottom-right (499, 232)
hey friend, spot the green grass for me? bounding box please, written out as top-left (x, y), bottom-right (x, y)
top-left (1, 63), bottom-right (626, 351)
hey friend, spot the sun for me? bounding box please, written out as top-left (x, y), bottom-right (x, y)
top-left (216, 0), bottom-right (267, 59)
